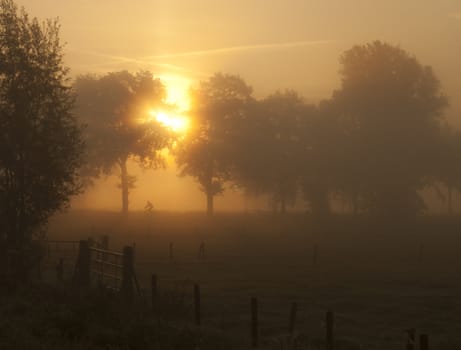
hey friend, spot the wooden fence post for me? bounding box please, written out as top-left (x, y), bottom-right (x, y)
top-left (101, 235), bottom-right (109, 250)
top-left (313, 244), bottom-right (318, 266)
top-left (74, 240), bottom-right (90, 286)
top-left (56, 258), bottom-right (64, 281)
top-left (406, 329), bottom-right (416, 350)
top-left (121, 246), bottom-right (134, 302)
top-left (198, 242), bottom-right (205, 260)
top-left (420, 334), bottom-right (428, 350)
top-left (37, 258), bottom-right (42, 281)
top-left (151, 274), bottom-right (157, 310)
top-left (326, 311), bottom-right (334, 350)
top-left (251, 297), bottom-right (258, 348)
top-left (194, 283), bottom-right (201, 326)
top-left (289, 302), bottom-right (298, 338)
top-left (169, 242), bottom-right (174, 261)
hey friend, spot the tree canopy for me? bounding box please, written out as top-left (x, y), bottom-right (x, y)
top-left (175, 73), bottom-right (253, 216)
top-left (174, 42), bottom-right (451, 217)
top-left (0, 0), bottom-right (84, 251)
top-left (74, 71), bottom-right (171, 214)
top-left (232, 90), bottom-right (311, 214)
top-left (331, 41), bottom-right (448, 217)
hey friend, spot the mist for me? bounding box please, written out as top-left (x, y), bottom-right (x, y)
top-left (1, 0), bottom-right (461, 349)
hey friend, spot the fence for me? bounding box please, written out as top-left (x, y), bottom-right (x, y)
top-left (90, 245), bottom-right (123, 291)
top-left (44, 240), bottom-right (79, 258)
top-left (50, 238), bottom-right (435, 349)
top-left (72, 239), bottom-right (141, 301)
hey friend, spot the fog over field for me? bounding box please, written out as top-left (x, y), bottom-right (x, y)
top-left (2, 0), bottom-right (461, 348)
top-left (16, 0), bottom-right (461, 213)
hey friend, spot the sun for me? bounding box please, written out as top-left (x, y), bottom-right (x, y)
top-left (150, 110), bottom-right (190, 133)
top-left (141, 74), bottom-right (192, 134)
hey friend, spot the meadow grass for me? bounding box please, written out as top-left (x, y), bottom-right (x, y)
top-left (44, 211), bottom-right (461, 349)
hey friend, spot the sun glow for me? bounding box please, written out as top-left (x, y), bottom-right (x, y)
top-left (160, 74), bottom-right (192, 112)
top-left (140, 74), bottom-right (192, 134)
top-left (150, 110), bottom-right (190, 133)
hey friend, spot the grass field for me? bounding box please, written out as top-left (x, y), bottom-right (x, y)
top-left (46, 211), bottom-right (461, 349)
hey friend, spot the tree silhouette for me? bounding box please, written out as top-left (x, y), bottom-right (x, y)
top-left (175, 73), bottom-right (253, 216)
top-left (0, 0), bottom-right (84, 255)
top-left (233, 91), bottom-right (309, 215)
top-left (432, 126), bottom-right (461, 215)
top-left (332, 41), bottom-right (448, 217)
top-left (299, 100), bottom-right (340, 218)
top-left (74, 71), bottom-right (171, 214)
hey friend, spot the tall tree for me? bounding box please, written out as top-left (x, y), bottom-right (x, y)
top-left (332, 41), bottom-right (448, 217)
top-left (233, 91), bottom-right (309, 215)
top-left (299, 100), bottom-right (339, 218)
top-left (74, 71), bottom-right (171, 214)
top-left (0, 0), bottom-right (84, 253)
top-left (175, 73), bottom-right (253, 216)
top-left (432, 126), bottom-right (461, 215)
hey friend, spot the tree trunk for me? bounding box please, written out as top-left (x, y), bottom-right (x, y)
top-left (280, 196), bottom-right (287, 216)
top-left (206, 190), bottom-right (214, 216)
top-left (205, 158), bottom-right (214, 217)
top-left (243, 193), bottom-right (248, 214)
top-left (352, 192), bottom-right (358, 216)
top-left (448, 185), bottom-right (453, 216)
top-left (120, 158), bottom-right (129, 214)
top-left (308, 186), bottom-right (330, 219)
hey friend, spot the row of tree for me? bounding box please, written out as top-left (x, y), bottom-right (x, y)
top-left (0, 0), bottom-right (459, 265)
top-left (4, 0), bottom-right (459, 277)
top-left (75, 42), bottom-right (460, 218)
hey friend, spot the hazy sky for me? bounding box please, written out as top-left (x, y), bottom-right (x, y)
top-left (16, 1), bottom-right (461, 108)
top-left (14, 0), bottom-right (461, 211)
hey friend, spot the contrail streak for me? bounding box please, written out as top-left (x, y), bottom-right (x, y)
top-left (142, 40), bottom-right (334, 59)
top-left (67, 48), bottom-right (207, 76)
top-left (67, 39), bottom-right (333, 76)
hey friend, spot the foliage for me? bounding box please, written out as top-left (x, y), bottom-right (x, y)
top-left (299, 100), bottom-right (341, 218)
top-left (233, 90), bottom-right (311, 214)
top-left (175, 73), bottom-right (253, 216)
top-left (74, 71), bottom-right (171, 213)
top-left (430, 126), bottom-right (461, 215)
top-left (0, 0), bottom-right (84, 251)
top-left (331, 41), bottom-right (448, 216)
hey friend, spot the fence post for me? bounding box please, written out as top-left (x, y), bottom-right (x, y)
top-left (313, 244), bottom-right (318, 266)
top-left (121, 245), bottom-right (134, 302)
top-left (37, 258), bottom-right (42, 281)
top-left (326, 311), bottom-right (334, 350)
top-left (194, 283), bottom-right (201, 326)
top-left (151, 274), bottom-right (157, 310)
top-left (56, 258), bottom-right (64, 281)
top-left (74, 240), bottom-right (90, 286)
top-left (101, 235), bottom-right (109, 251)
top-left (198, 242), bottom-right (205, 260)
top-left (289, 302), bottom-right (298, 338)
top-left (169, 242), bottom-right (173, 261)
top-left (251, 297), bottom-right (258, 348)
top-left (406, 329), bottom-right (416, 350)
top-left (420, 334), bottom-right (428, 350)
top-left (100, 238), bottom-right (109, 284)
